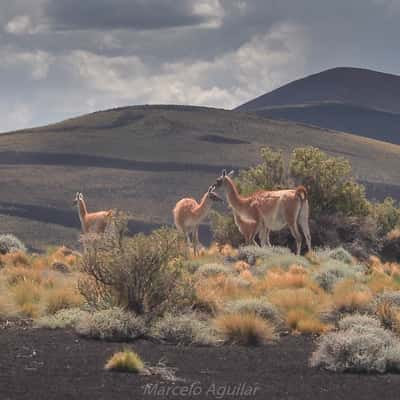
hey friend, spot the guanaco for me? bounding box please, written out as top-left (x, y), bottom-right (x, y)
top-left (73, 192), bottom-right (112, 234)
top-left (173, 185), bottom-right (222, 255)
top-left (215, 170), bottom-right (311, 254)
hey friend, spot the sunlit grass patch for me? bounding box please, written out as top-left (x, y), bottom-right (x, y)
top-left (105, 350), bottom-right (144, 373)
top-left (36, 307), bottom-right (89, 329)
top-left (214, 313), bottom-right (276, 345)
top-left (45, 286), bottom-right (83, 315)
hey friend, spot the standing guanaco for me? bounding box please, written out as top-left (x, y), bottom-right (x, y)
top-left (173, 185), bottom-right (222, 255)
top-left (73, 192), bottom-right (112, 234)
top-left (215, 170), bottom-right (311, 254)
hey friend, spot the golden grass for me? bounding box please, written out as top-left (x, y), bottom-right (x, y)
top-left (0, 251), bottom-right (30, 267)
top-left (234, 261), bottom-right (250, 273)
top-left (105, 350), bottom-right (144, 373)
top-left (286, 309), bottom-right (332, 334)
top-left (331, 279), bottom-right (373, 313)
top-left (387, 228), bottom-right (400, 241)
top-left (214, 313), bottom-right (276, 345)
top-left (45, 286), bottom-right (83, 315)
top-left (255, 267), bottom-right (310, 291)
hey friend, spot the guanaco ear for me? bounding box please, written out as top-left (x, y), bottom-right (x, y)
top-left (227, 170), bottom-right (235, 177)
top-left (222, 169), bottom-right (227, 177)
top-left (208, 185), bottom-right (214, 193)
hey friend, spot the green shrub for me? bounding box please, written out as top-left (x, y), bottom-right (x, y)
top-left (75, 307), bottom-right (146, 341)
top-left (79, 226), bottom-right (188, 315)
top-left (0, 234), bottom-right (27, 255)
top-left (372, 198), bottom-right (400, 236)
top-left (151, 313), bottom-right (220, 345)
top-left (289, 147), bottom-right (370, 217)
top-left (36, 308), bottom-right (89, 329)
top-left (209, 211), bottom-right (243, 247)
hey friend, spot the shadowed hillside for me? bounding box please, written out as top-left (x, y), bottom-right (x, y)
top-left (236, 67), bottom-right (400, 144)
top-left (0, 105), bottom-right (399, 249)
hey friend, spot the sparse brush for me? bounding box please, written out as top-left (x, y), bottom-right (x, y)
top-left (310, 325), bottom-right (400, 373)
top-left (196, 263), bottom-right (233, 277)
top-left (0, 235), bottom-right (27, 255)
top-left (315, 247), bottom-right (353, 265)
top-left (1, 251), bottom-right (30, 267)
top-left (75, 307), bottom-right (146, 341)
top-left (238, 246), bottom-right (291, 262)
top-left (3, 266), bottom-right (44, 286)
top-left (45, 286), bottom-right (83, 314)
top-left (151, 313), bottom-right (220, 345)
top-left (215, 313), bottom-right (276, 345)
top-left (256, 255), bottom-right (310, 275)
top-left (223, 297), bottom-right (283, 327)
top-left (338, 313), bottom-right (381, 331)
top-left (36, 307), bottom-right (89, 329)
top-left (313, 260), bottom-right (365, 292)
top-left (372, 292), bottom-right (400, 331)
top-left (105, 350), bottom-right (144, 373)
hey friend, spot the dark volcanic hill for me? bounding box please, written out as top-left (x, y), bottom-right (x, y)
top-left (0, 105), bottom-right (399, 250)
top-left (235, 67), bottom-right (400, 144)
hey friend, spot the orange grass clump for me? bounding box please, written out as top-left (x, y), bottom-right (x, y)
top-left (214, 313), bottom-right (276, 345)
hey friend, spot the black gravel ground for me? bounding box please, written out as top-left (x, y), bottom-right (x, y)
top-left (1, 327), bottom-right (400, 400)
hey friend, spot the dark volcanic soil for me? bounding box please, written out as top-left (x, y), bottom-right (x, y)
top-left (1, 327), bottom-right (400, 400)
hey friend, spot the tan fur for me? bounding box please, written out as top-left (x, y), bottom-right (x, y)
top-left (75, 193), bottom-right (112, 234)
top-left (173, 188), bottom-right (221, 255)
top-left (216, 174), bottom-right (311, 254)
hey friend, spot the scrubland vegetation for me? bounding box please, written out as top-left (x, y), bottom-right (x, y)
top-left (1, 146), bottom-right (400, 375)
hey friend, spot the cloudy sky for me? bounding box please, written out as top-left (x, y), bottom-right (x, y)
top-left (0, 0), bottom-right (399, 132)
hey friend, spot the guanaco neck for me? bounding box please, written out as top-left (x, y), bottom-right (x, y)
top-left (77, 198), bottom-right (88, 232)
top-left (192, 192), bottom-right (212, 221)
top-left (223, 177), bottom-right (249, 212)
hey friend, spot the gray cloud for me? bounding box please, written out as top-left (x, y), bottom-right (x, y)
top-left (1, 0), bottom-right (400, 132)
top-left (45, 0), bottom-right (220, 31)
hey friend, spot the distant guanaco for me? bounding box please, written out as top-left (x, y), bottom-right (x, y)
top-left (173, 185), bottom-right (223, 255)
top-left (73, 192), bottom-right (112, 234)
top-left (215, 170), bottom-right (311, 254)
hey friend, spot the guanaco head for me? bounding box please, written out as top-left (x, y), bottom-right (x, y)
top-left (207, 185), bottom-right (223, 202)
top-left (73, 192), bottom-right (83, 206)
top-left (215, 169), bottom-right (234, 188)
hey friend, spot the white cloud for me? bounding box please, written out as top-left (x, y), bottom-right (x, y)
top-left (5, 14), bottom-right (43, 34)
top-left (1, 49), bottom-right (53, 80)
top-left (68, 22), bottom-right (309, 108)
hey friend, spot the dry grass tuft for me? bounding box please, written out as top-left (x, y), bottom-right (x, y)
top-left (45, 286), bottom-right (83, 315)
top-left (105, 350), bottom-right (144, 373)
top-left (214, 313), bottom-right (276, 345)
top-left (287, 309), bottom-right (331, 334)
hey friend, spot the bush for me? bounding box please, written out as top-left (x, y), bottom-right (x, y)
top-left (36, 308), bottom-right (89, 329)
top-left (223, 297), bottom-right (283, 327)
top-left (214, 313), bottom-right (276, 345)
top-left (338, 313), bottom-right (381, 331)
top-left (151, 313), bottom-right (219, 345)
top-left (209, 212), bottom-right (243, 248)
top-left (45, 287), bottom-right (83, 315)
top-left (0, 235), bottom-right (27, 255)
top-left (196, 263), bottom-right (233, 277)
top-left (79, 226), bottom-right (189, 315)
top-left (105, 350), bottom-right (144, 373)
top-left (289, 147), bottom-right (370, 217)
top-left (313, 260), bottom-right (365, 292)
top-left (238, 245), bottom-right (291, 262)
top-left (373, 291), bottom-right (400, 331)
top-left (315, 247), bottom-right (353, 264)
top-left (75, 307), bottom-right (146, 341)
top-left (372, 198), bottom-right (400, 236)
top-left (310, 325), bottom-right (400, 373)
top-left (257, 255), bottom-right (310, 274)
top-left (381, 229), bottom-right (400, 262)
